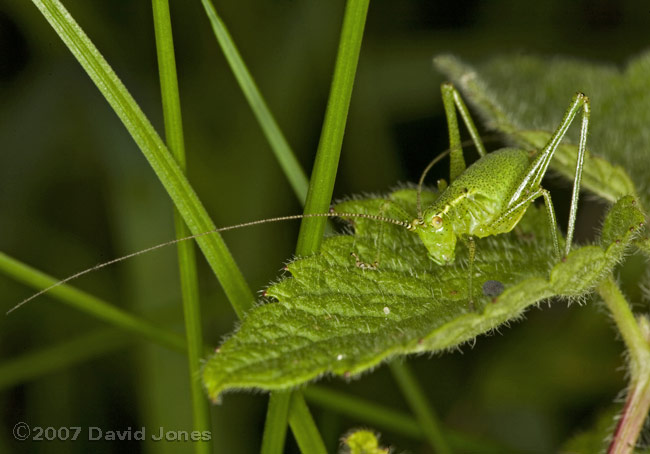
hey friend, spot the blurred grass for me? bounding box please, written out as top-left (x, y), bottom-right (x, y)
top-left (1, 0), bottom-right (649, 453)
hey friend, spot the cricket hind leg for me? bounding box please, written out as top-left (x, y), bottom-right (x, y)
top-left (441, 83), bottom-right (488, 182)
top-left (493, 187), bottom-right (562, 260)
top-left (523, 93), bottom-right (590, 257)
top-left (467, 236), bottom-right (476, 311)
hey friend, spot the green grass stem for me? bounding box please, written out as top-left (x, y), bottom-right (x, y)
top-left (0, 330), bottom-right (132, 391)
top-left (295, 0), bottom-right (370, 255)
top-left (389, 361), bottom-right (452, 454)
top-left (199, 0), bottom-right (309, 204)
top-left (305, 386), bottom-right (510, 453)
top-left (288, 393), bottom-right (327, 454)
top-left (304, 386), bottom-right (422, 439)
top-left (0, 252), bottom-right (186, 352)
top-left (30, 0), bottom-right (254, 318)
top-left (261, 391), bottom-right (292, 454)
top-left (152, 1), bottom-right (211, 452)
top-left (262, 1), bottom-right (369, 453)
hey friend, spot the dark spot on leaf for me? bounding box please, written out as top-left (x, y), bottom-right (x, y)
top-left (562, 256), bottom-right (567, 262)
top-left (616, 239), bottom-right (621, 244)
top-left (482, 280), bottom-right (505, 297)
top-left (344, 371), bottom-right (351, 379)
top-left (491, 297), bottom-right (499, 303)
top-left (450, 290), bottom-right (458, 295)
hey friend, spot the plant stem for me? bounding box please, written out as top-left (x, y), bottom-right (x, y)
top-left (305, 385), bottom-right (422, 439)
top-left (304, 386), bottom-right (510, 453)
top-left (151, 1), bottom-right (211, 452)
top-left (199, 0), bottom-right (309, 204)
top-left (31, 0), bottom-right (254, 318)
top-left (598, 274), bottom-right (650, 454)
top-left (389, 361), bottom-right (452, 454)
top-left (0, 252), bottom-right (186, 352)
top-left (0, 330), bottom-right (131, 391)
top-left (295, 0), bottom-right (370, 255)
top-left (261, 391), bottom-right (292, 454)
top-left (288, 393), bottom-right (328, 454)
top-left (262, 0), bottom-right (369, 452)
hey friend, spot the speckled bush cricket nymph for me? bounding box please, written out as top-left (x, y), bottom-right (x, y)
top-left (8, 83), bottom-right (588, 313)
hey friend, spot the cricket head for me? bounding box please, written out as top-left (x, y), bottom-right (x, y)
top-left (412, 210), bottom-right (457, 265)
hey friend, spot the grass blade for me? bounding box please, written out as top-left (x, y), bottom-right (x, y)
top-left (199, 0), bottom-right (309, 204)
top-left (151, 0), bottom-right (211, 451)
top-left (0, 329), bottom-right (131, 391)
top-left (262, 1), bottom-right (370, 452)
top-left (295, 0), bottom-right (370, 255)
top-left (305, 386), bottom-right (511, 453)
top-left (389, 361), bottom-right (451, 454)
top-left (0, 252), bottom-right (186, 352)
top-left (261, 391), bottom-right (292, 454)
top-left (288, 393), bottom-right (327, 454)
top-left (29, 0), bottom-right (254, 317)
top-left (304, 386), bottom-right (423, 439)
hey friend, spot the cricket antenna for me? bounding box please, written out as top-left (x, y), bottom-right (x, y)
top-left (417, 149), bottom-right (450, 220)
top-left (7, 211), bottom-right (413, 314)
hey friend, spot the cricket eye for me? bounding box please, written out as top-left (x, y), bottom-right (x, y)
top-left (431, 216), bottom-right (443, 229)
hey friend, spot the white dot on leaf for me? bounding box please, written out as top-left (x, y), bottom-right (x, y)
top-left (383, 306), bottom-right (390, 315)
top-left (337, 354), bottom-right (344, 361)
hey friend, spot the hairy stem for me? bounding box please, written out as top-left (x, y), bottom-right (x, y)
top-left (598, 275), bottom-right (650, 454)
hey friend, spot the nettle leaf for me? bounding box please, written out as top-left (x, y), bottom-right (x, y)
top-left (435, 53), bottom-right (650, 207)
top-left (202, 189), bottom-right (643, 401)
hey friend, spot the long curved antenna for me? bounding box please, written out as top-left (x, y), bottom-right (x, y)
top-left (416, 149), bottom-right (450, 220)
top-left (7, 212), bottom-right (413, 314)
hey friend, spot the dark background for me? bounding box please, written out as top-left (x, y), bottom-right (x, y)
top-left (1, 0), bottom-right (648, 452)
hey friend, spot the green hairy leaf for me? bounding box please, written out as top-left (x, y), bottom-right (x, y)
top-left (202, 190), bottom-right (643, 401)
top-left (435, 53), bottom-right (650, 207)
top-left (340, 430), bottom-right (389, 454)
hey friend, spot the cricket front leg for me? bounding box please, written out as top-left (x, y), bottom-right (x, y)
top-left (350, 199), bottom-right (411, 270)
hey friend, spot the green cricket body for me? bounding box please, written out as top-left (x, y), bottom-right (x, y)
top-left (413, 148), bottom-right (531, 265)
top-left (408, 83), bottom-right (589, 283)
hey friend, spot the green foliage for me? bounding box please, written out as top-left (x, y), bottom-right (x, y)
top-left (435, 53), bottom-right (650, 206)
top-left (340, 430), bottom-right (389, 454)
top-left (203, 190), bottom-right (643, 400)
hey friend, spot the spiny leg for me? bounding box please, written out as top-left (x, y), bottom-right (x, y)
top-left (417, 84), bottom-right (489, 220)
top-left (493, 187), bottom-right (560, 259)
top-left (467, 236), bottom-right (476, 311)
top-left (509, 93), bottom-right (590, 257)
top-left (565, 96), bottom-right (589, 256)
top-left (350, 200), bottom-right (409, 270)
top-left (541, 189), bottom-right (561, 260)
top-left (441, 83), bottom-right (487, 183)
